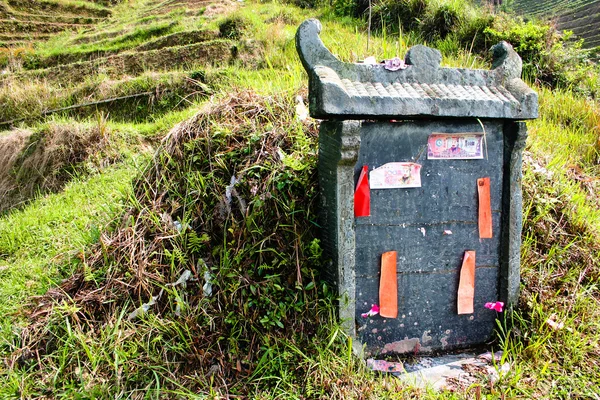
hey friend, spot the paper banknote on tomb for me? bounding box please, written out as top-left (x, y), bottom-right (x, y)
top-left (369, 162), bottom-right (422, 189)
top-left (427, 132), bottom-right (484, 160)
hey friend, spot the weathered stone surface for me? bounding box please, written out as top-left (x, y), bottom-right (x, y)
top-left (499, 121), bottom-right (528, 307)
top-left (317, 121), bottom-right (361, 336)
top-left (356, 267), bottom-right (498, 355)
top-left (299, 18), bottom-right (538, 356)
top-left (296, 19), bottom-right (538, 120)
top-left (352, 120), bottom-right (503, 355)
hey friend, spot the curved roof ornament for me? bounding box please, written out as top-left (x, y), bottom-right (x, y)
top-left (295, 19), bottom-right (537, 120)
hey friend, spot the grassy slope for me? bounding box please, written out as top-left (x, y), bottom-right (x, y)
top-left (0, 0), bottom-right (598, 398)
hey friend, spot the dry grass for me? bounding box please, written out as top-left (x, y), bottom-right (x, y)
top-left (13, 90), bottom-right (326, 396)
top-left (0, 129), bottom-right (32, 201)
top-left (0, 122), bottom-right (110, 213)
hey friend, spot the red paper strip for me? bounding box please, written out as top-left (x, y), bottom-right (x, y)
top-left (354, 165), bottom-right (370, 217)
top-left (457, 251), bottom-right (476, 315)
top-left (478, 177), bottom-right (492, 239)
top-left (379, 251), bottom-right (398, 318)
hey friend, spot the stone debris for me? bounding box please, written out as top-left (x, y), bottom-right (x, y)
top-left (367, 358), bottom-right (404, 373)
top-left (388, 351), bottom-right (510, 391)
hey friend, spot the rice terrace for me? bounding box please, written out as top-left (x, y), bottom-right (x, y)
top-left (0, 0), bottom-right (599, 398)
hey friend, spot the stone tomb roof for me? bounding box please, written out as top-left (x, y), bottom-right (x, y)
top-left (296, 19), bottom-right (538, 120)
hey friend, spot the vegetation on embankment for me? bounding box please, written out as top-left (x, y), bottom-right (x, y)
top-left (327, 0), bottom-right (600, 96)
top-left (0, 0), bottom-right (599, 398)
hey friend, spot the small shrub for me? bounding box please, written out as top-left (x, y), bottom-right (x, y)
top-left (331, 0), bottom-right (365, 17)
top-left (284, 0), bottom-right (322, 8)
top-left (421, 3), bottom-right (462, 40)
top-left (21, 52), bottom-right (42, 70)
top-left (457, 14), bottom-right (496, 52)
top-left (485, 18), bottom-right (550, 61)
top-left (0, 48), bottom-right (10, 69)
top-left (279, 0), bottom-right (330, 9)
top-left (0, 46), bottom-right (36, 71)
top-left (484, 16), bottom-right (563, 85)
top-left (219, 15), bottom-right (250, 39)
top-left (371, 0), bottom-right (427, 33)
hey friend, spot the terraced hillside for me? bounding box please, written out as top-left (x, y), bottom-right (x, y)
top-left (510, 0), bottom-right (600, 49)
top-left (0, 0), bottom-right (262, 212)
top-left (557, 1), bottom-right (600, 48)
top-left (510, 0), bottom-right (597, 16)
top-left (0, 0), bottom-right (111, 49)
top-left (0, 0), bottom-right (254, 123)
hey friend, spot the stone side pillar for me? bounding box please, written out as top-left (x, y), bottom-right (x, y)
top-left (318, 120), bottom-right (361, 336)
top-left (500, 121), bottom-right (528, 307)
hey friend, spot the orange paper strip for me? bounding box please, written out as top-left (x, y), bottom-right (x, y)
top-left (457, 250), bottom-right (476, 315)
top-left (379, 251), bottom-right (398, 318)
top-left (478, 177), bottom-right (492, 239)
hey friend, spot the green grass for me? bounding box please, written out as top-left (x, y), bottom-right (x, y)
top-left (23, 21), bottom-right (182, 69)
top-left (530, 87), bottom-right (600, 169)
top-left (0, 163), bottom-right (139, 317)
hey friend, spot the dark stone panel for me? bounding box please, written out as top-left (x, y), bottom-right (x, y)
top-left (356, 267), bottom-right (499, 355)
top-left (355, 219), bottom-right (501, 276)
top-left (352, 120), bottom-right (503, 353)
top-left (354, 120), bottom-right (504, 226)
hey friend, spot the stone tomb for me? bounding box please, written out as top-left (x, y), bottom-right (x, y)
top-left (296, 19), bottom-right (538, 355)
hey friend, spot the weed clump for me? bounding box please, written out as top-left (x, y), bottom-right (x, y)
top-left (421, 3), bottom-right (461, 40)
top-left (371, 0), bottom-right (427, 33)
top-left (219, 15), bottom-right (250, 39)
top-left (16, 91), bottom-right (326, 396)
